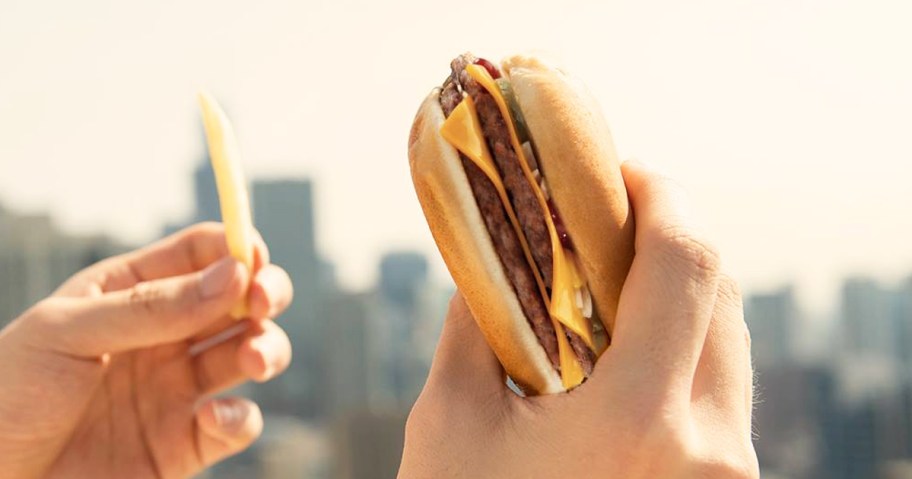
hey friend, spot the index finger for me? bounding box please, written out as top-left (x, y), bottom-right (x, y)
top-left (54, 223), bottom-right (268, 297)
top-left (123, 223), bottom-right (269, 284)
top-left (592, 161), bottom-right (721, 403)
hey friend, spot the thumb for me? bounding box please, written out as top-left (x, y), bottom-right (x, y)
top-left (424, 293), bottom-right (505, 399)
top-left (41, 257), bottom-right (249, 357)
top-left (195, 397), bottom-right (263, 467)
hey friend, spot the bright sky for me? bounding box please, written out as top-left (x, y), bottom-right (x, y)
top-left (1, 0), bottom-right (911, 313)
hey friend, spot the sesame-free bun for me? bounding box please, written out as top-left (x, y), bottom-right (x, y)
top-left (410, 91), bottom-right (563, 394)
top-left (501, 54), bottom-right (634, 334)
top-left (408, 54), bottom-right (634, 394)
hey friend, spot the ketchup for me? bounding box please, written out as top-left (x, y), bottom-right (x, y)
top-left (547, 199), bottom-right (574, 250)
top-left (474, 58), bottom-right (501, 79)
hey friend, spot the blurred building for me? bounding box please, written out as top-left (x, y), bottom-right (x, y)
top-left (251, 178), bottom-right (330, 418)
top-left (753, 364), bottom-right (832, 478)
top-left (193, 159), bottom-right (220, 224)
top-left (895, 278), bottom-right (912, 376)
top-left (324, 291), bottom-right (372, 417)
top-left (162, 155), bottom-right (221, 237)
top-left (836, 277), bottom-right (904, 405)
top-left (817, 388), bottom-right (912, 479)
top-left (331, 409), bottom-right (408, 479)
top-left (379, 252), bottom-right (428, 311)
top-left (745, 286), bottom-right (799, 368)
top-left (842, 277), bottom-right (899, 361)
top-left (364, 251), bottom-right (450, 408)
top-left (0, 203), bottom-right (128, 326)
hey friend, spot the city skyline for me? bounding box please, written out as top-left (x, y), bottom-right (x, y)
top-left (3, 1), bottom-right (912, 315)
top-left (6, 169), bottom-right (912, 319)
top-left (9, 169), bottom-right (912, 477)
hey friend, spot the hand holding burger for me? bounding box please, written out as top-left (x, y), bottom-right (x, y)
top-left (402, 53), bottom-right (757, 477)
top-left (400, 161), bottom-right (758, 478)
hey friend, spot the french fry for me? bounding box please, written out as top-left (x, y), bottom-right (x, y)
top-left (198, 91), bottom-right (254, 319)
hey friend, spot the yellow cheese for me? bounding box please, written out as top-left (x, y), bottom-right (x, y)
top-left (439, 98), bottom-right (503, 198)
top-left (198, 91), bottom-right (255, 319)
top-left (465, 65), bottom-right (596, 351)
top-left (441, 95), bottom-right (584, 388)
top-left (440, 98), bottom-right (544, 300)
top-left (557, 321), bottom-right (585, 388)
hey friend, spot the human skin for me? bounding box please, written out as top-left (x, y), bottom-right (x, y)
top-left (0, 223), bottom-right (294, 479)
top-left (399, 161), bottom-right (759, 479)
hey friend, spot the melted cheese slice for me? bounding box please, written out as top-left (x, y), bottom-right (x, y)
top-left (441, 96), bottom-right (585, 389)
top-left (465, 65), bottom-right (597, 352)
top-left (199, 91), bottom-right (255, 319)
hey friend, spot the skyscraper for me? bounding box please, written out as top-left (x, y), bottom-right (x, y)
top-left (745, 286), bottom-right (798, 368)
top-left (0, 203), bottom-right (127, 326)
top-left (193, 158), bottom-right (220, 224)
top-left (325, 291), bottom-right (371, 417)
top-left (331, 410), bottom-right (408, 479)
top-left (895, 277), bottom-right (912, 375)
top-left (251, 179), bottom-right (327, 417)
top-left (161, 136), bottom-right (221, 237)
top-left (364, 251), bottom-right (451, 408)
top-left (841, 277), bottom-right (898, 360)
top-left (379, 252), bottom-right (428, 311)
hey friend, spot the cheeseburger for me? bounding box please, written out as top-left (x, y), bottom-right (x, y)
top-left (409, 53), bottom-right (635, 394)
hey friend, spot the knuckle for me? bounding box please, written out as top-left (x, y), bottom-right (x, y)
top-left (26, 297), bottom-right (57, 318)
top-left (653, 225), bottom-right (721, 281)
top-left (621, 404), bottom-right (691, 461)
top-left (717, 274), bottom-right (744, 308)
top-left (404, 396), bottom-right (438, 439)
top-left (653, 421), bottom-right (690, 457)
top-left (128, 282), bottom-right (165, 316)
top-left (23, 297), bottom-right (66, 328)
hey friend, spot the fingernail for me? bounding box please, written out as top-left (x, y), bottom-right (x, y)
top-left (200, 258), bottom-right (238, 299)
top-left (252, 336), bottom-right (276, 380)
top-left (212, 399), bottom-right (247, 430)
top-left (255, 267), bottom-right (289, 315)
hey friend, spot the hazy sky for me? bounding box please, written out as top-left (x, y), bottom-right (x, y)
top-left (1, 0), bottom-right (911, 313)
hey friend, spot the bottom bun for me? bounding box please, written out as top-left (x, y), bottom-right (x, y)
top-left (409, 89), bottom-right (564, 394)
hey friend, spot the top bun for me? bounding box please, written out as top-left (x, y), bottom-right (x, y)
top-left (503, 54), bottom-right (634, 334)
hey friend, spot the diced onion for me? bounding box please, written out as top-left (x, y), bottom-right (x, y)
top-left (581, 285), bottom-right (593, 318)
top-left (540, 178), bottom-right (551, 200)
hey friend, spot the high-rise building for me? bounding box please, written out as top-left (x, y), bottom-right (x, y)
top-left (331, 409), bottom-right (408, 479)
top-left (841, 277), bottom-right (898, 360)
top-left (161, 142), bottom-right (221, 238)
top-left (251, 179), bottom-right (327, 417)
top-left (745, 286), bottom-right (798, 368)
top-left (366, 252), bottom-right (434, 407)
top-left (325, 291), bottom-right (371, 417)
top-left (0, 203), bottom-right (128, 326)
top-left (753, 364), bottom-right (833, 478)
top-left (193, 158), bottom-right (220, 224)
top-left (895, 278), bottom-right (912, 375)
top-left (379, 252), bottom-right (428, 311)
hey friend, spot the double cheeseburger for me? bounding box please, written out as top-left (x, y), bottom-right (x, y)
top-left (409, 53), bottom-right (634, 394)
